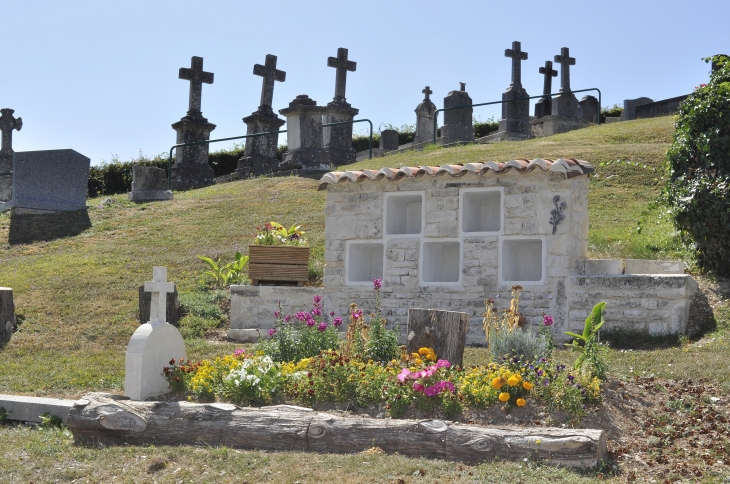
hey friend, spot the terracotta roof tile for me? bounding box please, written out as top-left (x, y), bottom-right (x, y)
top-left (317, 158), bottom-right (593, 190)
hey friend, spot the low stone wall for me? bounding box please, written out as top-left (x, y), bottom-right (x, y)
top-left (635, 95), bottom-right (688, 119)
top-left (567, 275), bottom-right (698, 335)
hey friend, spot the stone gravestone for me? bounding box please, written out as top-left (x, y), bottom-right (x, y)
top-left (414, 86), bottom-right (438, 144)
top-left (551, 47), bottom-right (579, 118)
top-left (486, 41), bottom-right (531, 142)
top-left (125, 267), bottom-right (186, 401)
top-left (12, 149), bottom-right (90, 212)
top-left (620, 97), bottom-right (653, 121)
top-left (0, 109), bottom-right (22, 203)
top-left (236, 54), bottom-right (287, 178)
top-left (440, 83), bottom-right (474, 142)
top-left (279, 95), bottom-right (328, 170)
top-left (0, 287), bottom-right (17, 342)
top-left (138, 281), bottom-right (180, 325)
top-left (170, 56), bottom-right (217, 191)
top-left (380, 129), bottom-right (399, 151)
top-left (323, 48), bottom-right (359, 166)
top-left (128, 165), bottom-right (173, 202)
top-left (534, 61), bottom-right (557, 119)
top-left (579, 95), bottom-right (599, 124)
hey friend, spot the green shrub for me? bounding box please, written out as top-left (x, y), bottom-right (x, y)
top-left (600, 104), bottom-right (624, 122)
top-left (664, 55), bottom-right (730, 276)
top-left (489, 329), bottom-right (550, 363)
top-left (178, 290), bottom-right (228, 339)
top-left (473, 116), bottom-right (499, 138)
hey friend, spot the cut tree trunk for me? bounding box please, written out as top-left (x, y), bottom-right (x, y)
top-left (138, 285), bottom-right (180, 325)
top-left (407, 308), bottom-right (468, 367)
top-left (66, 393), bottom-right (606, 468)
top-left (0, 287), bottom-right (16, 341)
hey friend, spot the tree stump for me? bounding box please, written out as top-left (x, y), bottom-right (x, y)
top-left (138, 285), bottom-right (180, 325)
top-left (66, 393), bottom-right (607, 468)
top-left (407, 308), bottom-right (468, 367)
top-left (0, 287), bottom-right (17, 342)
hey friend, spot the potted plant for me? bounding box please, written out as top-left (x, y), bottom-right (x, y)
top-left (248, 222), bottom-right (309, 285)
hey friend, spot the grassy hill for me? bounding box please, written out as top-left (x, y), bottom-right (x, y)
top-left (0, 116), bottom-right (688, 397)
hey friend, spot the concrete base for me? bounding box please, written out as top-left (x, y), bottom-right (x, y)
top-left (128, 190), bottom-right (173, 202)
top-left (581, 259), bottom-right (624, 275)
top-left (170, 162), bottom-right (215, 191)
top-left (227, 328), bottom-right (262, 343)
top-left (625, 259), bottom-right (685, 275)
top-left (475, 131), bottom-right (531, 144)
top-left (531, 115), bottom-right (590, 137)
top-left (230, 285), bottom-right (321, 332)
top-left (0, 394), bottom-right (76, 424)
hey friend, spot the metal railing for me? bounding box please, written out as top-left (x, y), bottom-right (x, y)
top-left (432, 88), bottom-right (602, 145)
top-left (167, 118), bottom-right (373, 189)
top-left (0, 171), bottom-right (11, 176)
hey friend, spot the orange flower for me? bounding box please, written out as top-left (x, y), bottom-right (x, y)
top-left (499, 392), bottom-right (510, 402)
top-left (516, 398), bottom-right (526, 407)
top-left (522, 381), bottom-right (533, 391)
top-left (491, 377), bottom-right (505, 389)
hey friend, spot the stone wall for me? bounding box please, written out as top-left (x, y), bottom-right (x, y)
top-left (635, 95), bottom-right (688, 119)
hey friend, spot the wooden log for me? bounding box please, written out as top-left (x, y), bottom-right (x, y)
top-left (138, 285), bottom-right (180, 325)
top-left (248, 245), bottom-right (309, 284)
top-left (66, 393), bottom-right (607, 468)
top-left (0, 287), bottom-right (17, 341)
top-left (407, 308), bottom-right (468, 367)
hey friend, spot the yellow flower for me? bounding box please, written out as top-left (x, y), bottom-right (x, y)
top-left (491, 377), bottom-right (505, 389)
top-left (499, 392), bottom-right (510, 402)
top-left (516, 398), bottom-right (526, 407)
top-left (507, 375), bottom-right (520, 387)
top-left (522, 381), bottom-right (533, 391)
top-left (418, 348), bottom-right (430, 356)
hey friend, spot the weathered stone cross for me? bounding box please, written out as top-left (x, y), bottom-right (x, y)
top-left (327, 47), bottom-right (357, 103)
top-left (179, 56), bottom-right (214, 117)
top-left (554, 47), bottom-right (576, 92)
top-left (144, 266), bottom-right (174, 323)
top-left (253, 54), bottom-right (286, 116)
top-left (422, 86), bottom-right (432, 101)
top-left (539, 60), bottom-right (558, 97)
top-left (0, 109), bottom-right (22, 155)
top-left (505, 41), bottom-right (528, 88)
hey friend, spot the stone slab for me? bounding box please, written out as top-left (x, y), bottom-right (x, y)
top-left (227, 328), bottom-right (262, 343)
top-left (13, 149), bottom-right (90, 212)
top-left (635, 95), bottom-right (688, 119)
top-left (230, 285), bottom-right (321, 331)
top-left (531, 115), bottom-right (590, 137)
top-left (581, 259), bottom-right (623, 275)
top-left (128, 190), bottom-right (173, 202)
top-left (620, 97), bottom-right (653, 121)
top-left (0, 394), bottom-right (76, 424)
top-left (624, 259), bottom-right (685, 275)
top-left (475, 131), bottom-right (530, 144)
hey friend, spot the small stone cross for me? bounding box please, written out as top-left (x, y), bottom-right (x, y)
top-left (539, 60), bottom-right (558, 97)
top-left (144, 266), bottom-right (174, 323)
top-left (505, 41), bottom-right (528, 88)
top-left (327, 47), bottom-right (357, 103)
top-left (554, 47), bottom-right (576, 92)
top-left (253, 54), bottom-right (286, 115)
top-left (422, 86), bottom-right (432, 101)
top-left (179, 56), bottom-right (214, 117)
top-left (0, 109), bottom-right (22, 155)
top-left (459, 82), bottom-right (466, 92)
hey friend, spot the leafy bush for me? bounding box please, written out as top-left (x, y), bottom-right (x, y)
top-left (489, 329), bottom-right (551, 363)
top-left (600, 104), bottom-right (624, 122)
top-left (565, 302), bottom-right (609, 380)
top-left (664, 55), bottom-right (730, 276)
top-left (88, 154), bottom-right (168, 197)
top-left (178, 290), bottom-right (228, 339)
top-left (343, 279), bottom-right (400, 362)
top-left (473, 116), bottom-right (499, 138)
top-left (197, 252), bottom-right (248, 288)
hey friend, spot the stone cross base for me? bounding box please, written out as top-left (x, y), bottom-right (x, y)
top-left (323, 102), bottom-right (358, 167)
top-left (534, 97), bottom-right (552, 119)
top-left (531, 115), bottom-right (590, 137)
top-left (440, 124), bottom-right (475, 143)
top-left (551, 93), bottom-right (579, 118)
top-left (325, 147), bottom-right (356, 166)
top-left (236, 154), bottom-right (282, 178)
top-left (500, 86), bottom-right (531, 136)
top-left (170, 163), bottom-right (215, 191)
top-left (171, 117), bottom-right (216, 190)
top-left (128, 190), bottom-right (173, 202)
top-left (280, 149), bottom-right (330, 171)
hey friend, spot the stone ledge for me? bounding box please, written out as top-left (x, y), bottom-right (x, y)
top-left (228, 329), bottom-right (261, 343)
top-left (0, 394), bottom-right (76, 424)
top-left (127, 190), bottom-right (173, 202)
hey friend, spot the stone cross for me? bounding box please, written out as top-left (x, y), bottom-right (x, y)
top-left (144, 266), bottom-right (174, 323)
top-left (327, 47), bottom-right (357, 103)
top-left (422, 86), bottom-right (432, 101)
top-left (179, 56), bottom-right (214, 117)
top-left (253, 54), bottom-right (286, 115)
top-left (505, 41), bottom-right (528, 88)
top-left (539, 61), bottom-right (558, 97)
top-left (554, 47), bottom-right (576, 92)
top-left (459, 82), bottom-right (466, 92)
top-left (0, 109), bottom-right (22, 155)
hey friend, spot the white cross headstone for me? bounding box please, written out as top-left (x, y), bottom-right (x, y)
top-left (125, 266), bottom-right (186, 401)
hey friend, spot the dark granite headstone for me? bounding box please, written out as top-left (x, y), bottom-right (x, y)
top-left (0, 109), bottom-right (22, 202)
top-left (441, 83), bottom-right (474, 142)
top-left (380, 129), bottom-right (399, 151)
top-left (414, 86), bottom-right (438, 144)
top-left (498, 41), bottom-right (531, 137)
top-left (621, 97), bottom-right (654, 121)
top-left (551, 47), bottom-right (579, 118)
top-left (128, 165), bottom-right (173, 202)
top-left (578, 95), bottom-right (599, 124)
top-left (535, 61), bottom-right (557, 118)
top-left (279, 95), bottom-right (328, 170)
top-left (13, 149), bottom-right (90, 212)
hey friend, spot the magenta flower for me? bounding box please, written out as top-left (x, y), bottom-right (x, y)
top-left (329, 311), bottom-right (336, 318)
top-left (295, 312), bottom-right (307, 322)
top-left (268, 328), bottom-right (277, 338)
top-left (352, 309), bottom-right (363, 320)
top-left (333, 317), bottom-right (343, 327)
top-left (424, 385), bottom-right (440, 397)
top-left (313, 295), bottom-right (322, 306)
top-left (397, 368), bottom-right (411, 382)
top-left (306, 315), bottom-right (316, 327)
top-left (543, 315), bottom-right (554, 326)
top-left (284, 315), bottom-right (292, 323)
top-left (412, 382), bottom-right (425, 392)
top-left (435, 359), bottom-right (451, 369)
top-left (311, 307), bottom-right (322, 316)
top-left (317, 322), bottom-right (328, 332)
top-left (233, 348), bottom-right (245, 357)
top-left (373, 278), bottom-right (382, 290)
top-left (274, 311), bottom-right (280, 318)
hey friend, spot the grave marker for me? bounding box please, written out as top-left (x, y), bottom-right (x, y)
top-left (493, 41), bottom-right (531, 139)
top-left (280, 95), bottom-right (328, 170)
top-left (324, 47), bottom-right (359, 166)
top-left (0, 108), bottom-right (22, 202)
top-left (128, 165), bottom-right (173, 202)
top-left (441, 83), bottom-right (474, 142)
top-left (534, 61), bottom-right (557, 118)
top-left (414, 86), bottom-right (438, 144)
top-left (551, 47), bottom-right (579, 118)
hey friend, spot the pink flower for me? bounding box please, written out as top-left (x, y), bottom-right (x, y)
top-left (274, 311), bottom-right (280, 318)
top-left (412, 382), bottom-right (425, 393)
top-left (268, 328), bottom-right (277, 338)
top-left (373, 278), bottom-right (382, 290)
top-left (397, 368), bottom-right (411, 382)
top-left (543, 315), bottom-right (554, 326)
top-left (311, 307), bottom-right (322, 316)
top-left (234, 348), bottom-right (245, 357)
top-left (332, 317), bottom-right (343, 327)
top-left (317, 322), bottom-right (328, 332)
top-left (295, 312), bottom-right (307, 322)
top-left (424, 385), bottom-right (440, 397)
top-left (440, 381), bottom-right (455, 393)
top-left (313, 295), bottom-right (322, 307)
top-left (435, 360), bottom-right (451, 369)
top-left (306, 315), bottom-right (316, 327)
top-left (329, 311), bottom-right (336, 318)
top-left (284, 315), bottom-right (292, 323)
top-left (352, 309), bottom-right (363, 320)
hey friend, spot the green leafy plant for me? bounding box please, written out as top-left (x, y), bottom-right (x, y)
top-left (663, 54), bottom-right (730, 276)
top-left (253, 222), bottom-right (307, 246)
top-left (197, 251), bottom-right (248, 288)
top-left (565, 301), bottom-right (609, 380)
top-left (0, 407), bottom-right (8, 423)
top-left (489, 329), bottom-right (551, 364)
top-left (39, 412), bottom-right (64, 428)
top-left (365, 278), bottom-right (400, 362)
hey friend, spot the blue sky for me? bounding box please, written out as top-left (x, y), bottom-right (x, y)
top-left (2, 0), bottom-right (727, 165)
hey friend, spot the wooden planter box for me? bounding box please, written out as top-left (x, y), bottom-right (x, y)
top-left (248, 245), bottom-right (310, 285)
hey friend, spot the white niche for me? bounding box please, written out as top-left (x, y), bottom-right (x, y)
top-left (461, 188), bottom-right (502, 233)
top-left (385, 192), bottom-right (423, 236)
top-left (347, 242), bottom-right (384, 284)
top-left (500, 238), bottom-right (545, 284)
top-left (421, 240), bottom-right (461, 284)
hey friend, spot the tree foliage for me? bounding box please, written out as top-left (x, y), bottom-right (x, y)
top-left (664, 55), bottom-right (730, 275)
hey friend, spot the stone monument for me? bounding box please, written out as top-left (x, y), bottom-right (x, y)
top-left (380, 129), bottom-right (399, 151)
top-left (440, 83), bottom-right (474, 142)
top-left (279, 95), bottom-right (328, 170)
top-left (0, 109), bottom-right (22, 203)
top-left (579, 95), bottom-right (599, 124)
top-left (236, 54), bottom-right (287, 178)
top-left (620, 97), bottom-right (654, 121)
top-left (551, 47), bottom-right (578, 118)
top-left (128, 165), bottom-right (173, 202)
top-left (125, 266), bottom-right (186, 401)
top-left (170, 56), bottom-right (217, 191)
top-left (323, 48), bottom-right (359, 166)
top-left (534, 61), bottom-right (557, 119)
top-left (414, 86), bottom-right (438, 144)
